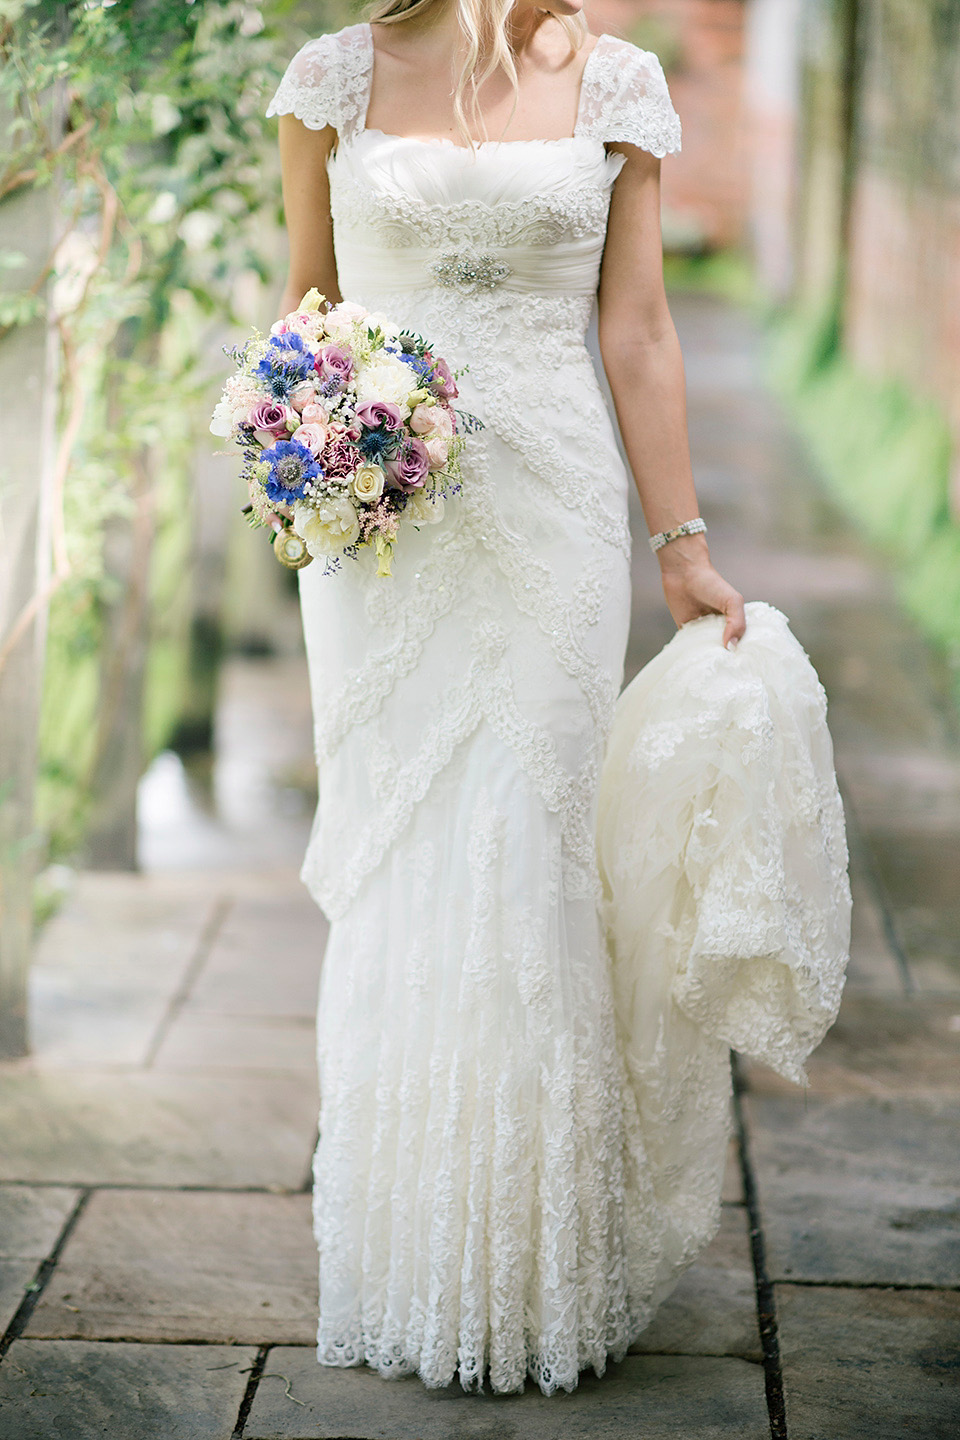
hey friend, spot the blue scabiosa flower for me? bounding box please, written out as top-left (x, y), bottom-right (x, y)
top-left (255, 333), bottom-right (315, 400)
top-left (261, 438), bottom-right (321, 505)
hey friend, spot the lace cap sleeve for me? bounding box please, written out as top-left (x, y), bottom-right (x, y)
top-left (265, 24), bottom-right (372, 142)
top-left (579, 35), bottom-right (681, 158)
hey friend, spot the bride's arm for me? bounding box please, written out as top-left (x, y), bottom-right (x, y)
top-left (597, 147), bottom-right (745, 649)
top-left (276, 114), bottom-right (341, 317)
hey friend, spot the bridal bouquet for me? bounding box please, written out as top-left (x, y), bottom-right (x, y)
top-left (210, 289), bottom-right (477, 576)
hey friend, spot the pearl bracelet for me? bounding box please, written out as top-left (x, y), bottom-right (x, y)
top-left (648, 517), bottom-right (708, 553)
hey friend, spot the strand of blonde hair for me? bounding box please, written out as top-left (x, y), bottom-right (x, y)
top-left (363, 0), bottom-right (587, 146)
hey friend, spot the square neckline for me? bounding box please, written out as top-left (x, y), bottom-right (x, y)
top-left (358, 21), bottom-right (606, 151)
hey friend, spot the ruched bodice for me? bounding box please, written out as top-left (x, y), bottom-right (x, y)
top-left (330, 131), bottom-right (625, 303)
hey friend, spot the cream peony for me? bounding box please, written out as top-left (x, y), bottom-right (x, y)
top-left (293, 497), bottom-right (361, 556)
top-left (405, 487), bottom-right (445, 526)
top-left (351, 464), bottom-right (385, 504)
top-left (353, 354), bottom-right (418, 411)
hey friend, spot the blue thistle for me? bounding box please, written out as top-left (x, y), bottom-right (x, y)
top-left (255, 333), bottom-right (315, 400)
top-left (359, 428), bottom-right (399, 463)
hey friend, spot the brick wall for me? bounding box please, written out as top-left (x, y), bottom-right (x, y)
top-left (586, 0), bottom-right (749, 249)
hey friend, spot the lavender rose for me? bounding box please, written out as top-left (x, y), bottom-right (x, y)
top-left (247, 400), bottom-right (291, 440)
top-left (386, 436), bottom-right (430, 491)
top-left (427, 355), bottom-right (458, 400)
top-left (354, 400), bottom-right (404, 432)
top-left (314, 343), bottom-right (354, 388)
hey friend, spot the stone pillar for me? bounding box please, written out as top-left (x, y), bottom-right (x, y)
top-left (0, 129), bottom-right (58, 1057)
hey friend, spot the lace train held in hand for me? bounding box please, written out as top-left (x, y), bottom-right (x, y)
top-left (598, 601), bottom-right (851, 1227)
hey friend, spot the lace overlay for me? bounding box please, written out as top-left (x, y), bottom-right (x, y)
top-left (265, 23), bottom-right (846, 1401)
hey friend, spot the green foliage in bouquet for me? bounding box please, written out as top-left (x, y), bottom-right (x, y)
top-left (0, 0), bottom-right (316, 857)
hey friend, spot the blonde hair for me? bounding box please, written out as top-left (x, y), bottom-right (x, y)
top-left (364, 0), bottom-right (587, 146)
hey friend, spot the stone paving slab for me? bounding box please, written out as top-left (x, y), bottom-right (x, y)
top-left (182, 894), bottom-right (325, 1021)
top-left (628, 1206), bottom-right (760, 1360)
top-left (0, 1070), bottom-right (316, 1188)
top-left (0, 1185), bottom-right (79, 1257)
top-left (0, 1258), bottom-right (38, 1333)
top-left (746, 1095), bottom-right (960, 1284)
top-left (742, 992), bottom-right (960, 1099)
top-left (0, 1338), bottom-right (256, 1440)
top-left (26, 1189), bottom-right (316, 1344)
top-left (843, 875), bottom-right (904, 993)
top-left (29, 880), bottom-right (221, 1067)
top-left (776, 1284), bottom-right (960, 1440)
top-left (243, 1350), bottom-right (769, 1439)
top-left (152, 1013), bottom-right (316, 1074)
top-left (721, 1136), bottom-right (743, 1204)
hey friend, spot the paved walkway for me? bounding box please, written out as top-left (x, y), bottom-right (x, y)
top-left (0, 295), bottom-right (958, 1439)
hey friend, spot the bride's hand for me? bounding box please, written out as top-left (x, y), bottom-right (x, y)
top-left (657, 535), bottom-right (746, 650)
top-left (266, 503), bottom-right (294, 533)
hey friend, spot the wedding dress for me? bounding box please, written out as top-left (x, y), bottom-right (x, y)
top-left (266, 23), bottom-right (850, 1397)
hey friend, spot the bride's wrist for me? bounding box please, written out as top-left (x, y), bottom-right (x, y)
top-left (655, 533), bottom-right (710, 572)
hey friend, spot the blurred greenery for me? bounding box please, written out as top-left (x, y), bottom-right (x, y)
top-left (769, 302), bottom-right (960, 701)
top-left (1, 0), bottom-right (315, 858)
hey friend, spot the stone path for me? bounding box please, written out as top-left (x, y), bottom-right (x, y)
top-left (1, 294), bottom-right (958, 1439)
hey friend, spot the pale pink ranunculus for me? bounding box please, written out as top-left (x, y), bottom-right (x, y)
top-left (288, 381), bottom-right (317, 413)
top-left (323, 301), bottom-right (368, 334)
top-left (299, 402), bottom-right (329, 427)
top-left (291, 422), bottom-right (327, 457)
top-left (423, 435), bottom-right (450, 469)
top-left (409, 403), bottom-right (454, 439)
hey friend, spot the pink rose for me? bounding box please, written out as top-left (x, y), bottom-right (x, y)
top-left (409, 403), bottom-right (454, 439)
top-left (300, 402), bottom-right (329, 426)
top-left (292, 422), bottom-right (327, 457)
top-left (423, 435), bottom-right (450, 469)
top-left (288, 381), bottom-right (318, 413)
top-left (385, 436), bottom-right (430, 491)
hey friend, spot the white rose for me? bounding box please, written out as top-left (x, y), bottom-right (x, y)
top-left (353, 353), bottom-right (418, 411)
top-left (405, 488), bottom-right (445, 526)
top-left (293, 497), bottom-right (361, 556)
top-left (351, 464), bottom-right (385, 504)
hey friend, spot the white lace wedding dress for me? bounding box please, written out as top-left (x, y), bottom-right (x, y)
top-left (266, 22), bottom-right (850, 1398)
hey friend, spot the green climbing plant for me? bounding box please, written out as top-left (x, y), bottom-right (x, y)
top-left (0, 0), bottom-right (332, 858)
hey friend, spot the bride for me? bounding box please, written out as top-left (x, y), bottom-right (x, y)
top-left (264, 0), bottom-right (839, 1400)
